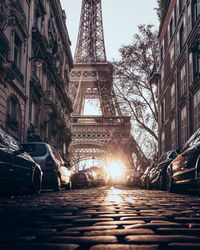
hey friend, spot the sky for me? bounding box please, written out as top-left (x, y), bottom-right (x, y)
top-left (61, 0), bottom-right (159, 61)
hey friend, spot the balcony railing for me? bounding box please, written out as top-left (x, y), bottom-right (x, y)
top-left (44, 90), bottom-right (66, 123)
top-left (71, 116), bottom-right (131, 125)
top-left (14, 0), bottom-right (26, 22)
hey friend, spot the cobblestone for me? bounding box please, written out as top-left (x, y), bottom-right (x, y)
top-left (0, 186), bottom-right (200, 249)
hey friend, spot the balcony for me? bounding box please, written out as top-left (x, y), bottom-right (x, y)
top-left (44, 91), bottom-right (67, 125)
top-left (30, 72), bottom-right (43, 98)
top-left (32, 26), bottom-right (48, 48)
top-left (14, 0), bottom-right (26, 22)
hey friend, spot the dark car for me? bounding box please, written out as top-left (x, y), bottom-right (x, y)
top-left (166, 128), bottom-right (200, 192)
top-left (140, 166), bottom-right (152, 189)
top-left (127, 171), bottom-right (142, 187)
top-left (146, 150), bottom-right (177, 190)
top-left (22, 142), bottom-right (71, 191)
top-left (0, 127), bottom-right (42, 194)
top-left (71, 172), bottom-right (92, 189)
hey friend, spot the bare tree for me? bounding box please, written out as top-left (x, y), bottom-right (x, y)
top-left (113, 24), bottom-right (159, 164)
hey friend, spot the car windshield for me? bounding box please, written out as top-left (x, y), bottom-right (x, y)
top-left (74, 173), bottom-right (86, 179)
top-left (22, 144), bottom-right (47, 157)
top-left (169, 151), bottom-right (177, 160)
top-left (182, 128), bottom-right (200, 151)
top-left (0, 127), bottom-right (20, 151)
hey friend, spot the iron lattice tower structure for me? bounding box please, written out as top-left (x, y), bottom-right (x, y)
top-left (69, 0), bottom-right (132, 167)
top-left (74, 0), bottom-right (106, 63)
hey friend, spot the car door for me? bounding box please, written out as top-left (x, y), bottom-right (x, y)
top-left (0, 129), bottom-right (32, 186)
top-left (0, 133), bottom-right (13, 185)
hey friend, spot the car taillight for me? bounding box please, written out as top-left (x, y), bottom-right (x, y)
top-left (45, 155), bottom-right (54, 167)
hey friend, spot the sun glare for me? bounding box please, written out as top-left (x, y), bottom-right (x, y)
top-left (106, 160), bottom-right (126, 182)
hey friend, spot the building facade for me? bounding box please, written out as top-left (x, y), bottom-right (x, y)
top-left (0, 0), bottom-right (73, 159)
top-left (158, 0), bottom-right (200, 155)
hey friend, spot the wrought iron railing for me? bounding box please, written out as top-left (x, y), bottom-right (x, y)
top-left (14, 0), bottom-right (26, 22)
top-left (71, 116), bottom-right (131, 125)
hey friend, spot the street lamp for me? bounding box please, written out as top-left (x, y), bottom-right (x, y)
top-left (29, 48), bottom-right (43, 67)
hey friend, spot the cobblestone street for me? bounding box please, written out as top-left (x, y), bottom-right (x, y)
top-left (0, 186), bottom-right (200, 249)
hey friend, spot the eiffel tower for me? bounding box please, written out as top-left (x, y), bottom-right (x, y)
top-left (69, 0), bottom-right (132, 168)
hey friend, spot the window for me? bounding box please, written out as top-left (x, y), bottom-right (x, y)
top-left (180, 23), bottom-right (184, 50)
top-left (171, 82), bottom-right (175, 109)
top-left (161, 99), bottom-right (165, 124)
top-left (14, 34), bottom-right (22, 68)
top-left (194, 89), bottom-right (200, 132)
top-left (171, 119), bottom-right (176, 149)
top-left (174, 5), bottom-right (177, 26)
top-left (7, 97), bottom-right (17, 121)
top-left (29, 101), bottom-right (40, 127)
top-left (193, 50), bottom-right (200, 76)
top-left (161, 131), bottom-right (165, 154)
top-left (179, 0), bottom-right (184, 14)
top-left (160, 45), bottom-right (163, 63)
top-left (6, 95), bottom-right (21, 136)
top-left (180, 64), bottom-right (186, 96)
top-left (181, 106), bottom-right (187, 145)
top-left (192, 0), bottom-right (198, 26)
top-left (161, 65), bottom-right (164, 89)
top-left (170, 18), bottom-right (173, 39)
top-left (170, 44), bottom-right (174, 69)
top-left (176, 32), bottom-right (180, 57)
top-left (188, 52), bottom-right (193, 85)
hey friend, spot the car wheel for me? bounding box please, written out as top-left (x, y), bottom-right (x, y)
top-left (196, 156), bottom-right (200, 186)
top-left (166, 168), bottom-right (173, 192)
top-left (65, 181), bottom-right (72, 190)
top-left (146, 178), bottom-right (151, 190)
top-left (159, 174), bottom-right (164, 190)
top-left (30, 168), bottom-right (42, 194)
top-left (53, 175), bottom-right (61, 191)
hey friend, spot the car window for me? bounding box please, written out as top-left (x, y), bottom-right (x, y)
top-left (50, 146), bottom-right (63, 163)
top-left (22, 143), bottom-right (47, 157)
top-left (169, 151), bottom-right (177, 160)
top-left (0, 128), bottom-right (20, 151)
top-left (74, 173), bottom-right (86, 179)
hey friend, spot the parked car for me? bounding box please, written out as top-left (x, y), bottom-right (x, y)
top-left (146, 150), bottom-right (177, 190)
top-left (140, 166), bottom-right (152, 189)
top-left (71, 171), bottom-right (92, 189)
top-left (82, 169), bottom-right (97, 186)
top-left (22, 142), bottom-right (71, 191)
top-left (0, 127), bottom-right (42, 194)
top-left (127, 171), bottom-right (142, 187)
top-left (166, 128), bottom-right (200, 192)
